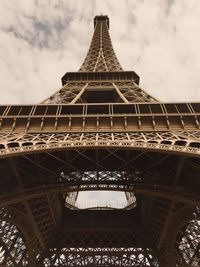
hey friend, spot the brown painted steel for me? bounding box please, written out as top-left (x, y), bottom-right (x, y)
top-left (0, 15), bottom-right (199, 266)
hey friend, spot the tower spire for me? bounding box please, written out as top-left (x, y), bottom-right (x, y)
top-left (79, 15), bottom-right (122, 72)
top-left (0, 13), bottom-right (199, 267)
top-left (43, 15), bottom-right (156, 104)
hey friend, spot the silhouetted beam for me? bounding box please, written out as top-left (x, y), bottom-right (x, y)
top-left (157, 156), bottom-right (187, 249)
top-left (34, 154), bottom-right (57, 226)
top-left (189, 241), bottom-right (200, 265)
top-left (9, 158), bottom-right (46, 249)
top-left (0, 181), bottom-right (199, 207)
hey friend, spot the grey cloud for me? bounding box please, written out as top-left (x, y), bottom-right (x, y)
top-left (164, 0), bottom-right (175, 15)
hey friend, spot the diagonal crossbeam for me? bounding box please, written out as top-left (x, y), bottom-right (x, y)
top-left (9, 158), bottom-right (46, 249)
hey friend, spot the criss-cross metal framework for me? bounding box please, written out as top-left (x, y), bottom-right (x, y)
top-left (0, 15), bottom-right (199, 266)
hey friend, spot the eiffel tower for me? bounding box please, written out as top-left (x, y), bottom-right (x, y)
top-left (0, 14), bottom-right (199, 267)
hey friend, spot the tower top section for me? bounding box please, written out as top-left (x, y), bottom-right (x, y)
top-left (79, 15), bottom-right (122, 72)
top-left (94, 15), bottom-right (109, 29)
top-left (44, 15), bottom-right (157, 104)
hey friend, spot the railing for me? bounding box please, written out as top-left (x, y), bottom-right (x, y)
top-left (65, 196), bottom-right (136, 210)
top-left (0, 102), bottom-right (199, 133)
top-left (0, 102), bottom-right (199, 117)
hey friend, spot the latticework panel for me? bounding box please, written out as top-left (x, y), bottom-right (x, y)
top-left (79, 16), bottom-right (122, 72)
top-left (0, 131), bottom-right (200, 158)
top-left (0, 207), bottom-right (37, 266)
top-left (26, 196), bottom-right (55, 246)
top-left (0, 146), bottom-right (199, 266)
top-left (36, 248), bottom-right (159, 267)
top-left (43, 80), bottom-right (156, 104)
top-left (175, 210), bottom-right (200, 266)
top-left (0, 219), bottom-right (28, 266)
top-left (44, 82), bottom-right (87, 104)
top-left (161, 207), bottom-right (200, 267)
top-left (43, 15), bottom-right (156, 104)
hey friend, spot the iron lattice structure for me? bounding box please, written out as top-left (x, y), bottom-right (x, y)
top-left (0, 15), bottom-right (199, 266)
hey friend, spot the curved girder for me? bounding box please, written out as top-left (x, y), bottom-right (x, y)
top-left (0, 130), bottom-right (200, 159)
top-left (37, 247), bottom-right (159, 267)
top-left (162, 207), bottom-right (200, 267)
top-left (0, 140), bottom-right (200, 159)
top-left (0, 182), bottom-right (199, 207)
top-left (0, 207), bottom-right (37, 266)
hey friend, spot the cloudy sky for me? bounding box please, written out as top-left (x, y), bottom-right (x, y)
top-left (1, 0), bottom-right (200, 104)
top-left (1, 0), bottom-right (200, 205)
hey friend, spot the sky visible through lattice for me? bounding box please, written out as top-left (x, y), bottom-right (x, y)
top-left (0, 0), bottom-right (200, 206)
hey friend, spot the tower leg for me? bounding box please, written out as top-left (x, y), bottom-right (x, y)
top-left (0, 207), bottom-right (38, 266)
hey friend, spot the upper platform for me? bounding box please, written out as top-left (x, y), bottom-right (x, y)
top-left (94, 15), bottom-right (109, 28)
top-left (61, 71), bottom-right (140, 86)
top-left (42, 15), bottom-right (161, 104)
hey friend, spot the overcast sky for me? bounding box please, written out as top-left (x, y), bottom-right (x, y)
top-left (1, 0), bottom-right (200, 205)
top-left (1, 0), bottom-right (200, 104)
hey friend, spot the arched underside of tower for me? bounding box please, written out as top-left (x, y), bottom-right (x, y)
top-left (0, 206), bottom-right (199, 266)
top-left (0, 15), bottom-right (199, 266)
top-left (0, 131), bottom-right (200, 158)
top-left (0, 146), bottom-right (199, 266)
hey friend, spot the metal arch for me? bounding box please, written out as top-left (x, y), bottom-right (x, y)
top-left (0, 138), bottom-right (200, 159)
top-left (0, 182), bottom-right (199, 207)
top-left (162, 207), bottom-right (200, 267)
top-left (36, 247), bottom-right (159, 267)
top-left (36, 228), bottom-right (159, 266)
top-left (0, 207), bottom-right (36, 248)
top-left (0, 207), bottom-right (37, 266)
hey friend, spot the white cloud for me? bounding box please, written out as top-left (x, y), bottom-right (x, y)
top-left (0, 0), bottom-right (200, 103)
top-left (77, 191), bottom-right (127, 208)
